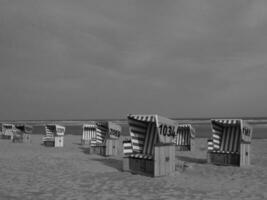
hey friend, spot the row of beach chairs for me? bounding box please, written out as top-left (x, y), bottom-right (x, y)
top-left (122, 114), bottom-right (253, 177)
top-left (0, 123), bottom-right (32, 142)
top-left (1, 114), bottom-right (253, 177)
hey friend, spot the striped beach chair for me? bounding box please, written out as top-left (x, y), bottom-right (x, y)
top-left (43, 124), bottom-right (65, 147)
top-left (87, 121), bottom-right (121, 156)
top-left (123, 114), bottom-right (177, 177)
top-left (81, 123), bottom-right (97, 145)
top-left (12, 124), bottom-right (32, 143)
top-left (0, 123), bottom-right (15, 140)
top-left (207, 119), bottom-right (253, 166)
top-left (174, 124), bottom-right (196, 151)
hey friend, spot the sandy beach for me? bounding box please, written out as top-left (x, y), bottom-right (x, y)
top-left (0, 135), bottom-right (266, 200)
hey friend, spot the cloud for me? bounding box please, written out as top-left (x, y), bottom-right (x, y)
top-left (0, 0), bottom-right (267, 119)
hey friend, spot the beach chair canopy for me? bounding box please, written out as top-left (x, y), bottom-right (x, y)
top-left (128, 114), bottom-right (177, 156)
top-left (45, 124), bottom-right (65, 137)
top-left (82, 122), bottom-right (97, 141)
top-left (14, 124), bottom-right (33, 134)
top-left (2, 124), bottom-right (15, 130)
top-left (1, 123), bottom-right (15, 136)
top-left (174, 124), bottom-right (195, 145)
top-left (210, 119), bottom-right (252, 153)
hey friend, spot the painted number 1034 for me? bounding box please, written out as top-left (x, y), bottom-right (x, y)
top-left (159, 124), bottom-right (176, 137)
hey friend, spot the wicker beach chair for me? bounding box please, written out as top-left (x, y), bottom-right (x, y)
top-left (207, 119), bottom-right (252, 167)
top-left (174, 124), bottom-right (196, 151)
top-left (123, 114), bottom-right (177, 177)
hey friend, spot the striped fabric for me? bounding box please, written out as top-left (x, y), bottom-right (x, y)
top-left (175, 124), bottom-right (194, 146)
top-left (83, 122), bottom-right (108, 146)
top-left (45, 124), bottom-right (65, 137)
top-left (90, 138), bottom-right (97, 146)
top-left (211, 119), bottom-right (241, 153)
top-left (82, 123), bottom-right (97, 141)
top-left (129, 154), bottom-right (153, 160)
top-left (143, 123), bottom-right (158, 155)
top-left (128, 114), bottom-right (158, 155)
top-left (207, 139), bottom-right (214, 151)
top-left (128, 114), bottom-right (156, 123)
top-left (2, 124), bottom-right (15, 136)
top-left (42, 136), bottom-right (54, 142)
top-left (123, 140), bottom-right (133, 155)
top-left (45, 125), bottom-right (56, 138)
top-left (96, 122), bottom-right (108, 144)
top-left (14, 124), bottom-right (33, 134)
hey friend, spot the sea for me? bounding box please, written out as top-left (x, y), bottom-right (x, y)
top-left (4, 118), bottom-right (267, 139)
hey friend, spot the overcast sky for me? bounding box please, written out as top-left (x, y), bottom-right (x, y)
top-left (0, 0), bottom-right (267, 120)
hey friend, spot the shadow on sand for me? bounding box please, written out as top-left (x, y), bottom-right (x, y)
top-left (78, 146), bottom-right (90, 154)
top-left (72, 142), bottom-right (82, 146)
top-left (176, 155), bottom-right (207, 164)
top-left (91, 158), bottom-right (123, 171)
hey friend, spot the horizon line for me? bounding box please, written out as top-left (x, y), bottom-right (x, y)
top-left (1, 116), bottom-right (267, 122)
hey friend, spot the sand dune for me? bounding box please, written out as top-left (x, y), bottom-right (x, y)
top-left (0, 135), bottom-right (266, 200)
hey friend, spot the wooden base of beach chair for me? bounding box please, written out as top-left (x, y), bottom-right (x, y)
top-left (44, 141), bottom-right (55, 147)
top-left (90, 139), bottom-right (119, 157)
top-left (23, 134), bottom-right (31, 143)
top-left (89, 145), bottom-right (106, 155)
top-left (123, 144), bottom-right (175, 177)
top-left (129, 157), bottom-right (154, 176)
top-left (207, 141), bottom-right (251, 167)
top-left (190, 139), bottom-right (196, 151)
top-left (105, 139), bottom-right (119, 156)
top-left (81, 139), bottom-right (90, 145)
top-left (54, 136), bottom-right (64, 147)
top-left (12, 135), bottom-right (24, 143)
top-left (122, 157), bottom-right (130, 172)
top-left (207, 151), bottom-right (240, 166)
top-left (240, 142), bottom-right (251, 167)
top-left (176, 145), bottom-right (191, 151)
top-left (13, 134), bottom-right (31, 143)
top-left (1, 135), bottom-right (12, 140)
top-left (154, 144), bottom-right (176, 177)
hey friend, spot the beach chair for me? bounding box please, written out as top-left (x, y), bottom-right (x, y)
top-left (122, 114), bottom-right (177, 177)
top-left (174, 124), bottom-right (196, 151)
top-left (43, 124), bottom-right (65, 147)
top-left (88, 121), bottom-right (121, 156)
top-left (81, 123), bottom-right (96, 145)
top-left (0, 123), bottom-right (15, 140)
top-left (207, 119), bottom-right (252, 167)
top-left (12, 124), bottom-right (32, 143)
